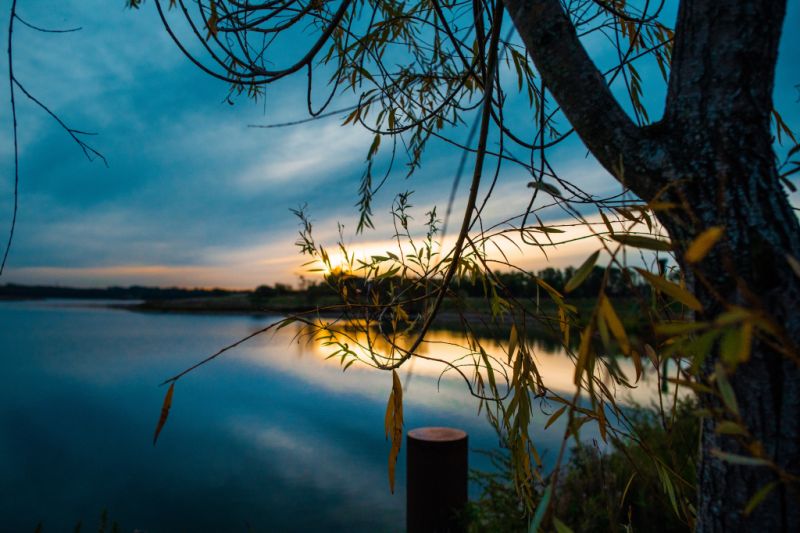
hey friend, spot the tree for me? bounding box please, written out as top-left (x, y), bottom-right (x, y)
top-left (130, 0), bottom-right (800, 530)
top-left (10, 0), bottom-right (799, 530)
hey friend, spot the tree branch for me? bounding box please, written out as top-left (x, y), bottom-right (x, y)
top-left (502, 0), bottom-right (666, 198)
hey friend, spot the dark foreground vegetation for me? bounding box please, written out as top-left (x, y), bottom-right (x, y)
top-left (470, 399), bottom-right (699, 532)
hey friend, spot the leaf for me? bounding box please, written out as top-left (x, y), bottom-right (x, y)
top-left (368, 133), bottom-right (381, 158)
top-left (711, 449), bottom-right (770, 467)
top-left (714, 307), bottom-right (753, 326)
top-left (480, 348), bottom-right (498, 395)
top-left (574, 323), bottom-right (594, 386)
top-left (599, 210), bottom-right (614, 235)
top-left (787, 254), bottom-right (800, 279)
top-left (385, 370), bottom-right (404, 494)
top-left (630, 349), bottom-right (643, 383)
top-left (564, 250), bottom-right (600, 293)
top-left (527, 180), bottom-right (562, 198)
top-left (715, 364), bottom-right (740, 417)
top-left (720, 328), bottom-right (742, 367)
top-left (153, 382), bottom-right (175, 445)
top-left (644, 343), bottom-right (659, 368)
top-left (720, 324), bottom-right (752, 367)
top-left (715, 421), bottom-right (748, 436)
top-left (744, 481), bottom-right (779, 516)
top-left (206, 1), bottom-right (219, 40)
top-left (611, 234), bottom-right (672, 251)
top-left (552, 517), bottom-right (574, 533)
top-left (636, 269), bottom-right (703, 311)
top-left (685, 226), bottom-right (724, 263)
top-left (528, 484), bottom-right (552, 533)
top-left (599, 295), bottom-right (630, 354)
top-left (666, 378), bottom-right (714, 394)
top-left (620, 472), bottom-right (637, 509)
top-left (654, 321), bottom-right (708, 336)
top-left (545, 405), bottom-right (567, 430)
top-left (508, 324), bottom-right (519, 364)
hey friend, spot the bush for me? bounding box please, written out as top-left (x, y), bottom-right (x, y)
top-left (470, 398), bottom-right (699, 532)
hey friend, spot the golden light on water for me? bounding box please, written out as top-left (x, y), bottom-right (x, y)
top-left (234, 320), bottom-right (683, 409)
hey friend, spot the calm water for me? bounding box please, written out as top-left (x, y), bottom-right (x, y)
top-left (0, 299), bottom-right (661, 532)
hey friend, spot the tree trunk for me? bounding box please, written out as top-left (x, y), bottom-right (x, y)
top-left (658, 1), bottom-right (800, 530)
top-left (504, 0), bottom-right (800, 529)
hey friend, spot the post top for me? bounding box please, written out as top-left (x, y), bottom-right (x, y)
top-left (408, 427), bottom-right (467, 442)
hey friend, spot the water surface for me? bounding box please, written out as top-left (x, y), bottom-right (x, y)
top-left (0, 299), bottom-right (663, 532)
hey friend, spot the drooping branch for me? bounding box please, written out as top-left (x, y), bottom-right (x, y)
top-left (502, 0), bottom-right (668, 199)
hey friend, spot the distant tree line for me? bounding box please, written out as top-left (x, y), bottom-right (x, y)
top-left (0, 284), bottom-right (239, 301)
top-left (251, 263), bottom-right (661, 305)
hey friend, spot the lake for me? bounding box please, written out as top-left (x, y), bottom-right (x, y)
top-left (0, 300), bottom-right (664, 532)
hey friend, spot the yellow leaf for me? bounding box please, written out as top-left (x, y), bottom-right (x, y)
top-left (611, 234), bottom-right (672, 251)
top-left (558, 307), bottom-right (570, 347)
top-left (385, 370), bottom-right (404, 494)
top-left (153, 382), bottom-right (175, 446)
top-left (545, 405), bottom-right (567, 430)
top-left (644, 343), bottom-right (659, 368)
top-left (646, 201), bottom-right (678, 211)
top-left (574, 323), bottom-right (594, 386)
top-left (685, 226), bottom-right (724, 263)
top-left (206, 1), bottom-right (219, 40)
top-left (636, 269), bottom-right (703, 311)
top-left (600, 295), bottom-right (630, 354)
top-left (631, 349), bottom-right (643, 383)
top-left (507, 324), bottom-right (518, 364)
top-left (597, 401), bottom-right (608, 443)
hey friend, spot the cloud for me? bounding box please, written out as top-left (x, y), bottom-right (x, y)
top-left (235, 122), bottom-right (371, 191)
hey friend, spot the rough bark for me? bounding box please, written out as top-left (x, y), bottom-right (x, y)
top-left (503, 0), bottom-right (800, 530)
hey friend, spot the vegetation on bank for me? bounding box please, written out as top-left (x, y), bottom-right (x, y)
top-left (470, 399), bottom-right (699, 532)
top-left (0, 283), bottom-right (239, 301)
top-left (0, 265), bottom-right (654, 341)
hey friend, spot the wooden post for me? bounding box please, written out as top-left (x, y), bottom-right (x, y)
top-left (406, 427), bottom-right (468, 533)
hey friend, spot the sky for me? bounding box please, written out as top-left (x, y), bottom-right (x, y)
top-left (0, 1), bottom-right (798, 289)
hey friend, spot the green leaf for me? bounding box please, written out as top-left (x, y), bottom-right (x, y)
top-left (564, 250), bottom-right (600, 293)
top-left (715, 364), bottom-right (740, 417)
top-left (552, 517), bottom-right (574, 533)
top-left (711, 449), bottom-right (770, 467)
top-left (611, 234), bottom-right (672, 251)
top-left (654, 321), bottom-right (708, 336)
top-left (787, 254), bottom-right (800, 279)
top-left (744, 481), bottom-right (779, 516)
top-left (715, 421), bottom-right (748, 436)
top-left (637, 269), bottom-right (703, 311)
top-left (527, 180), bottom-right (562, 198)
top-left (528, 484), bottom-right (552, 533)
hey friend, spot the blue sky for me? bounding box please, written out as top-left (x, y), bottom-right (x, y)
top-left (0, 1), bottom-right (798, 289)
